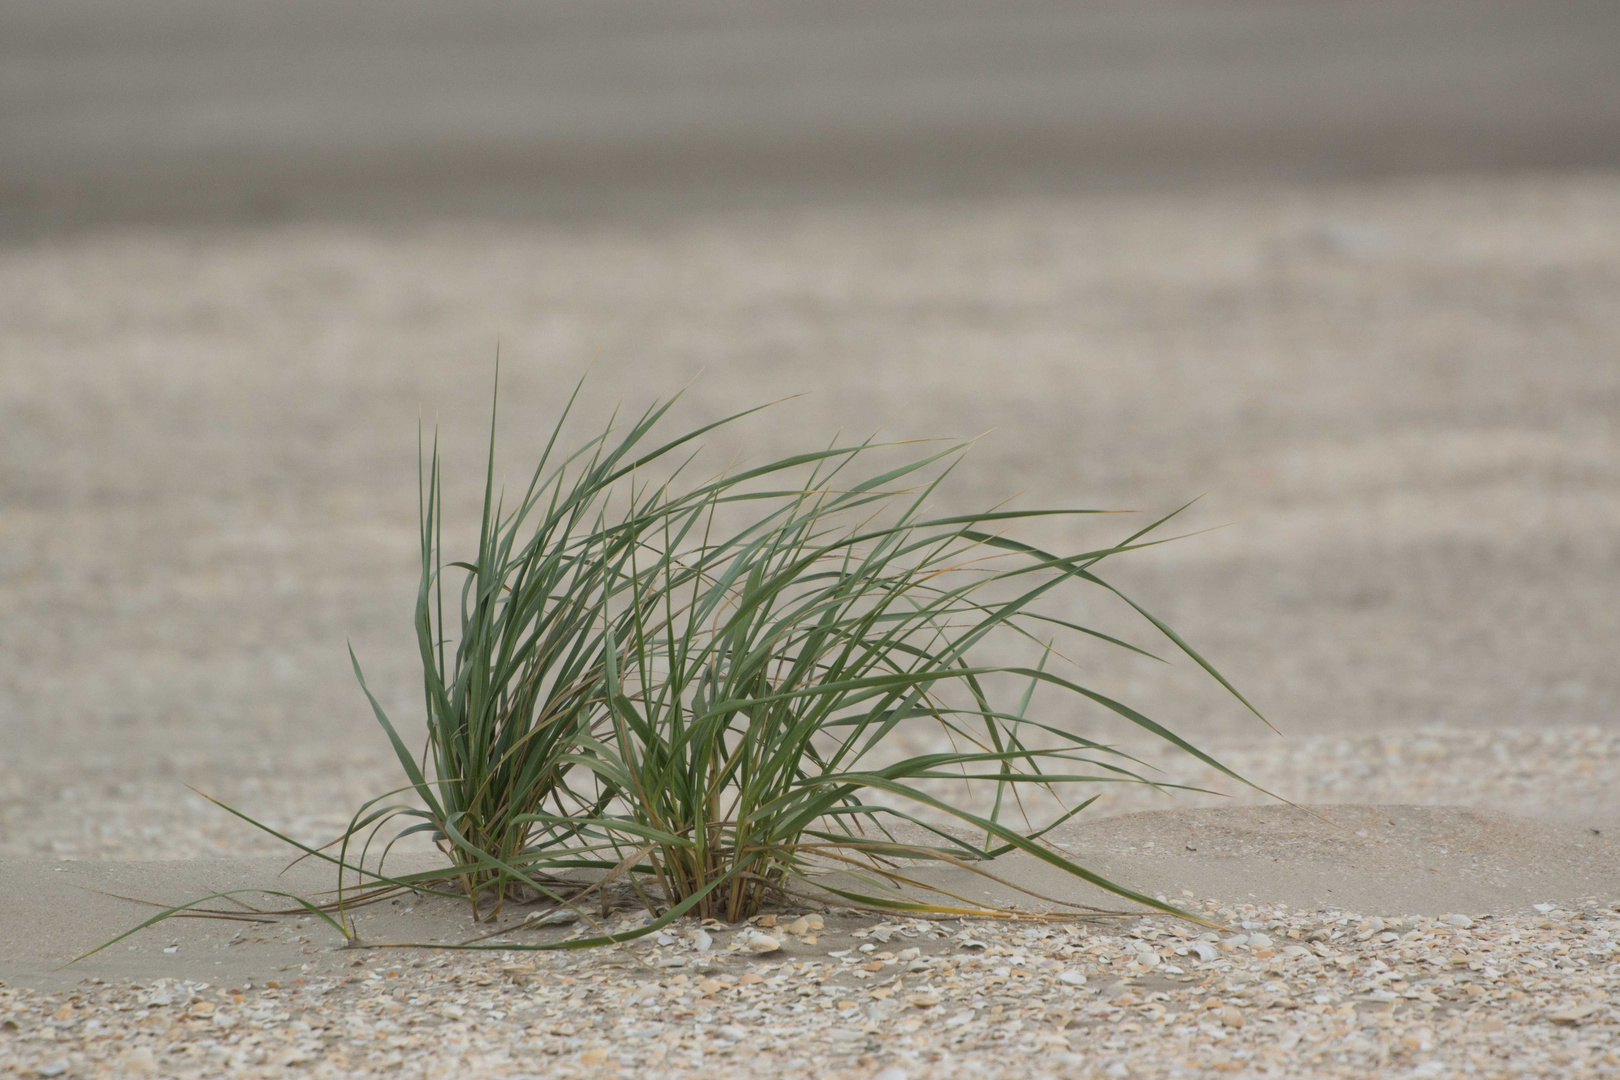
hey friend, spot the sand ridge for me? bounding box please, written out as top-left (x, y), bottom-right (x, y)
top-left (3, 806), bottom-right (1615, 994)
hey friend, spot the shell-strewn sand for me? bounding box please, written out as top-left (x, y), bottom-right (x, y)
top-left (2, 171), bottom-right (1618, 1075)
top-left (2, 805), bottom-right (1619, 1078)
top-left (3, 875), bottom-right (1618, 1079)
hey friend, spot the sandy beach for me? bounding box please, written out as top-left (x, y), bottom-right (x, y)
top-left (2, 171), bottom-right (1618, 1076)
top-left (3, 2), bottom-right (1619, 1075)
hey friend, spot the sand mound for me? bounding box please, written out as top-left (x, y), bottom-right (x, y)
top-left (1008, 804), bottom-right (1618, 915)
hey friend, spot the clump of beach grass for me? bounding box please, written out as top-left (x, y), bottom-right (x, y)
top-left (89, 376), bottom-right (1266, 957)
top-left (348, 377), bottom-right (1264, 928)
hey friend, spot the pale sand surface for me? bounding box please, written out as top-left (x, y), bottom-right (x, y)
top-left (2, 171), bottom-right (1618, 863)
top-left (3, 171), bottom-right (1619, 1075)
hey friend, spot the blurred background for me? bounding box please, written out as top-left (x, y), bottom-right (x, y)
top-left (3, 0), bottom-right (1618, 859)
top-left (7, 0), bottom-right (1620, 231)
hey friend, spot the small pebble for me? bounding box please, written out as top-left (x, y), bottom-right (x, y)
top-left (744, 932), bottom-right (782, 955)
top-left (1547, 1003), bottom-right (1602, 1025)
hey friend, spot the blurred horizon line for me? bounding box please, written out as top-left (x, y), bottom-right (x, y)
top-left (4, 0), bottom-right (1619, 236)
